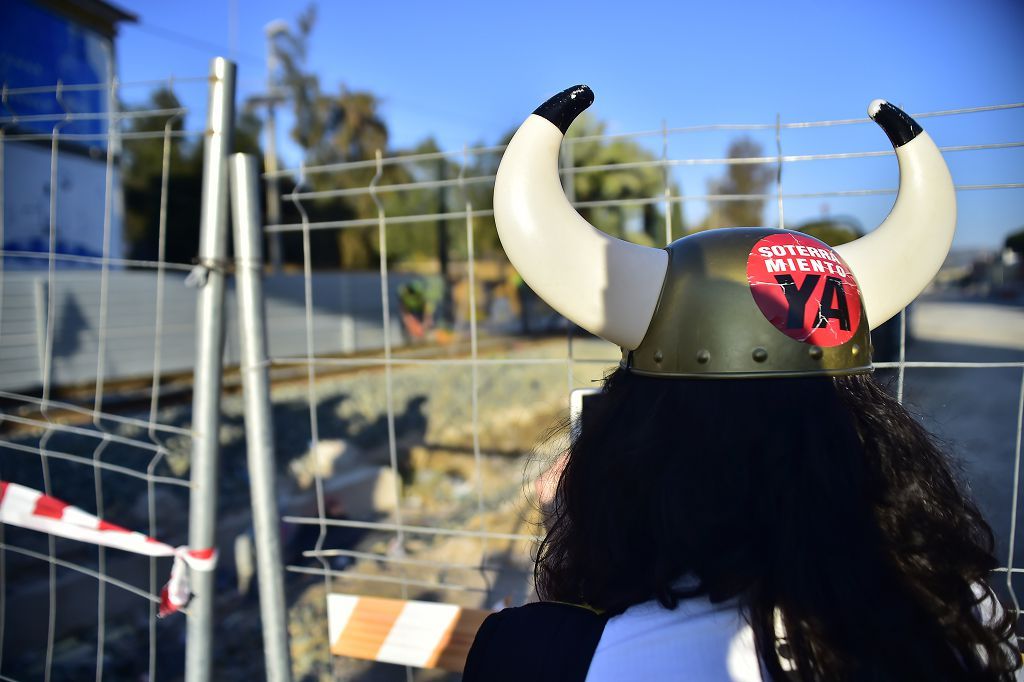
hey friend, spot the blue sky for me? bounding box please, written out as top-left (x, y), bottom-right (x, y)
top-left (112, 0), bottom-right (1023, 249)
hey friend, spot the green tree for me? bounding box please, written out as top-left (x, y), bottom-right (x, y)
top-left (266, 5), bottom-right (684, 270)
top-left (795, 217), bottom-right (863, 247)
top-left (565, 114), bottom-right (684, 245)
top-left (458, 114), bottom-right (685, 266)
top-left (1006, 227), bottom-right (1024, 255)
top-left (457, 140), bottom-right (507, 259)
top-left (122, 88), bottom-right (200, 263)
top-left (268, 5), bottom-right (401, 269)
top-left (123, 88), bottom-right (262, 263)
top-left (699, 137), bottom-right (774, 230)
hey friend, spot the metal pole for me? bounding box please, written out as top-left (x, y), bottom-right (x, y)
top-left (264, 21), bottom-right (285, 273)
top-left (264, 106), bottom-right (283, 272)
top-left (436, 157), bottom-right (452, 326)
top-left (186, 56), bottom-right (236, 682)
top-left (230, 153), bottom-right (292, 682)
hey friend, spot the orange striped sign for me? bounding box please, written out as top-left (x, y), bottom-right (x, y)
top-left (327, 594), bottom-right (492, 672)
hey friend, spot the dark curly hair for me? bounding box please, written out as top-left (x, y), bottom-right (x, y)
top-left (535, 369), bottom-right (1020, 681)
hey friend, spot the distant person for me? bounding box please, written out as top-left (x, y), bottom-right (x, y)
top-left (398, 279), bottom-right (433, 343)
top-left (464, 87), bottom-right (1021, 680)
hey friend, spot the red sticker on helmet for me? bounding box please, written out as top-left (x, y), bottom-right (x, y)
top-left (746, 233), bottom-right (862, 347)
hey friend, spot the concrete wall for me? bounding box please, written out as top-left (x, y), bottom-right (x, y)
top-left (0, 270), bottom-right (424, 392)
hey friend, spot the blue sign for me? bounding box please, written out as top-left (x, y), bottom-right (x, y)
top-left (0, 0), bottom-right (114, 150)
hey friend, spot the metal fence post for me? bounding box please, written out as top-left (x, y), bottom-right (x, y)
top-left (186, 56), bottom-right (236, 682)
top-left (230, 153), bottom-right (292, 682)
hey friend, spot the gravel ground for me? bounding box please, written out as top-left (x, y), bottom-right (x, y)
top-left (1, 334), bottom-right (617, 681)
top-left (5, 294), bottom-right (1021, 681)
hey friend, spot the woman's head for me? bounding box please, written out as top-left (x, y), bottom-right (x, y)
top-left (536, 369), bottom-right (1018, 680)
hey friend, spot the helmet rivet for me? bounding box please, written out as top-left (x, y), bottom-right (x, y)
top-left (851, 343), bottom-right (861, 357)
top-left (752, 347), bottom-right (768, 362)
top-left (808, 346), bottom-right (823, 360)
top-left (653, 350), bottom-right (663, 363)
top-left (696, 349), bottom-right (711, 364)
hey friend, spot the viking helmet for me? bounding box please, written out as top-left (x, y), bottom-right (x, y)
top-left (493, 86), bottom-right (955, 377)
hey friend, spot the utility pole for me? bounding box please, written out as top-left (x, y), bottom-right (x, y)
top-left (245, 20), bottom-right (289, 273)
top-left (263, 105), bottom-right (283, 271)
top-left (436, 157), bottom-right (453, 327)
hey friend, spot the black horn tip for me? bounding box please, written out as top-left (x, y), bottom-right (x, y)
top-left (533, 85), bottom-right (594, 134)
top-left (868, 99), bottom-right (923, 148)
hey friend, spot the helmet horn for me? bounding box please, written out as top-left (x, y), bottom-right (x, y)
top-left (835, 101), bottom-right (956, 329)
top-left (493, 85), bottom-right (668, 350)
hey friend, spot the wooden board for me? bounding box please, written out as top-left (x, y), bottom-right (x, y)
top-left (327, 594), bottom-right (492, 672)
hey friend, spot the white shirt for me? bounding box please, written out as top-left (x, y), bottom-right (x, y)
top-left (586, 596), bottom-right (763, 682)
top-left (585, 586), bottom-right (1021, 681)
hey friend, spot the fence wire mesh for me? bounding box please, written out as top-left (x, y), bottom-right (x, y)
top-left (262, 101), bottom-right (1024, 680)
top-left (0, 72), bottom-right (216, 681)
top-left (0, 61), bottom-right (1021, 682)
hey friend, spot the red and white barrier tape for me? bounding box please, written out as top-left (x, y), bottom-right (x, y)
top-left (0, 481), bottom-right (216, 616)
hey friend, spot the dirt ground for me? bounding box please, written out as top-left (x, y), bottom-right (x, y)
top-left (3, 295), bottom-right (1022, 681)
top-left (1, 333), bottom-right (614, 680)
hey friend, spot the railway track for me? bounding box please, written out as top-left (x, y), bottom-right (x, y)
top-left (0, 333), bottom-right (574, 436)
